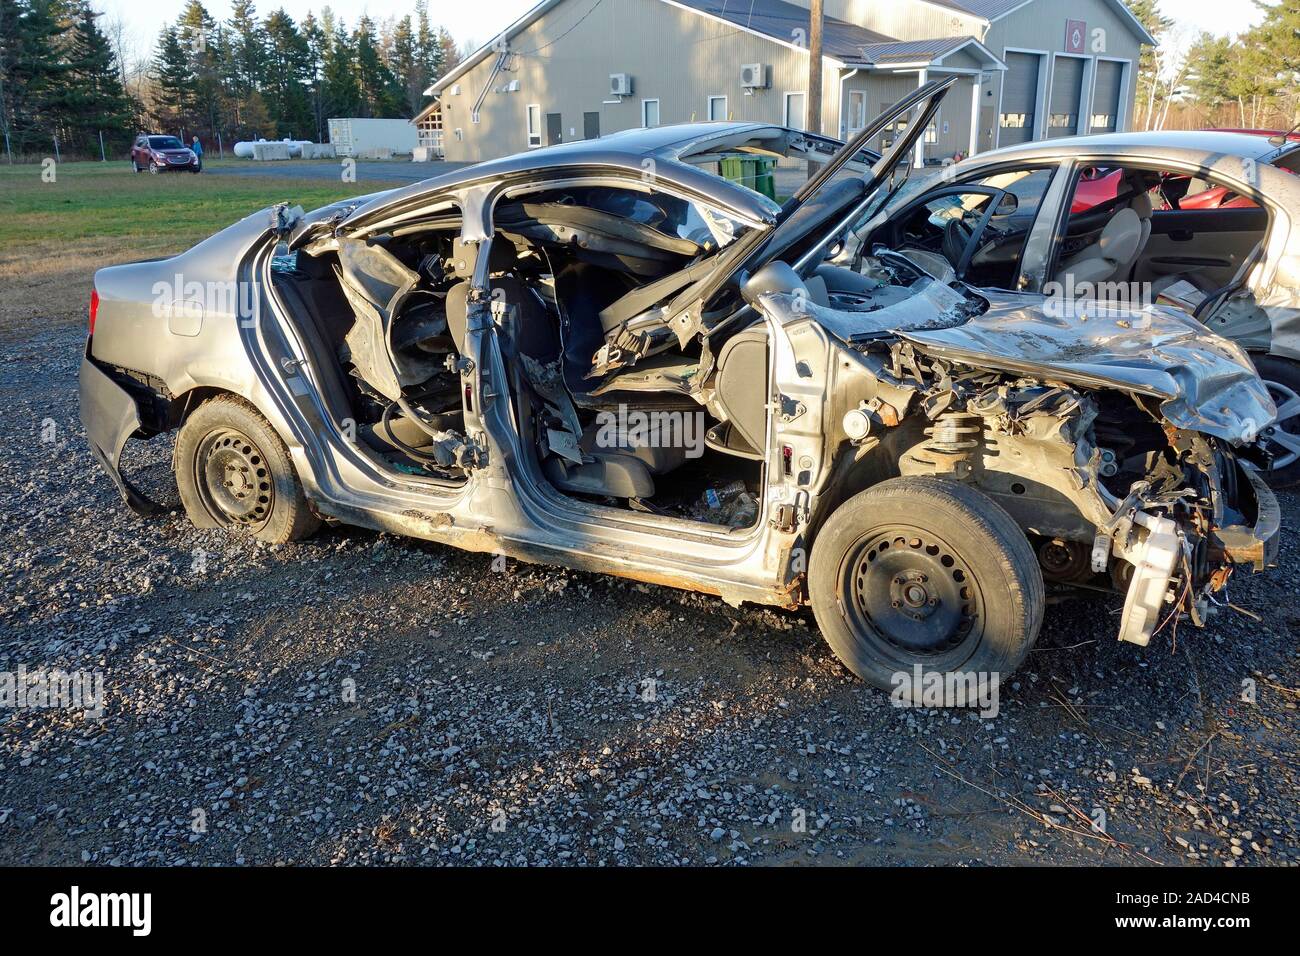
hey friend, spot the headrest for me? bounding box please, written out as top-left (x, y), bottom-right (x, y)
top-left (1096, 208), bottom-right (1142, 265)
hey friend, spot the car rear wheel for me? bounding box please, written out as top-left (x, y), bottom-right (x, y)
top-left (809, 477), bottom-right (1044, 695)
top-left (175, 395), bottom-right (320, 544)
top-left (1254, 355), bottom-right (1300, 488)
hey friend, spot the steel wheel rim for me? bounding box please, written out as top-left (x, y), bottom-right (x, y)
top-left (1262, 379), bottom-right (1300, 470)
top-left (194, 428), bottom-right (273, 528)
top-left (839, 524), bottom-right (983, 667)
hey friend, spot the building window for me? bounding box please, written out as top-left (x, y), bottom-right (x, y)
top-left (707, 95), bottom-right (727, 122)
top-left (925, 121), bottom-right (938, 144)
top-left (1090, 113), bottom-right (1113, 128)
top-left (642, 99), bottom-right (660, 128)
top-left (526, 104), bottom-right (541, 147)
top-left (846, 90), bottom-right (866, 133)
top-left (1000, 112), bottom-right (1029, 129)
top-left (1049, 113), bottom-right (1076, 129)
top-left (784, 91), bottom-right (807, 131)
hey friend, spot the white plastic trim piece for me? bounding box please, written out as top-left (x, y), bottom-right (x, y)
top-left (1117, 513), bottom-right (1181, 647)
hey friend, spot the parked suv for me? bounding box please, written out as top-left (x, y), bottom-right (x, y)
top-left (131, 134), bottom-right (201, 174)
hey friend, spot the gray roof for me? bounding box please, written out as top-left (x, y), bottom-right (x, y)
top-left (956, 0), bottom-right (1157, 45)
top-left (858, 36), bottom-right (972, 64)
top-left (671, 0), bottom-right (892, 61)
top-left (432, 0), bottom-right (997, 94)
top-left (951, 0), bottom-right (1028, 18)
top-left (913, 0), bottom-right (986, 16)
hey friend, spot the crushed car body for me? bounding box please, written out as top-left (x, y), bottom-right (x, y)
top-left (79, 78), bottom-right (1284, 691)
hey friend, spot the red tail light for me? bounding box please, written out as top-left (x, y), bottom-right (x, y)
top-left (89, 289), bottom-right (99, 335)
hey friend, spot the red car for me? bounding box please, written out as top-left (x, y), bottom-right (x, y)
top-left (131, 134), bottom-right (201, 174)
top-left (1070, 128), bottom-right (1298, 213)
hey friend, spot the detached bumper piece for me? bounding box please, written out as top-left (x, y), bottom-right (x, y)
top-left (79, 355), bottom-right (170, 516)
top-left (1207, 463), bottom-right (1281, 571)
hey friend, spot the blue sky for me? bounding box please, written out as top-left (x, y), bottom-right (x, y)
top-left (99, 0), bottom-right (1267, 70)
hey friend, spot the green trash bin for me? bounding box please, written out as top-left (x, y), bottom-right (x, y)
top-left (720, 156), bottom-right (777, 200)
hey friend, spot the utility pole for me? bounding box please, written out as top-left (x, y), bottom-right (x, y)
top-left (806, 0), bottom-right (824, 179)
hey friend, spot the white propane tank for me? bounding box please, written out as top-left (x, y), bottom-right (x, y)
top-left (232, 139), bottom-right (268, 159)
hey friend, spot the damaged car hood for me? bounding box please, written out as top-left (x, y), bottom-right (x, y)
top-left (766, 288), bottom-right (1277, 444)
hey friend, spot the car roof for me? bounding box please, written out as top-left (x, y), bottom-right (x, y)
top-left (975, 130), bottom-right (1291, 164)
top-left (339, 123), bottom-right (805, 233)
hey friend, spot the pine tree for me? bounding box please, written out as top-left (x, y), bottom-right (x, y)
top-left (1, 0), bottom-right (72, 155)
top-left (301, 12), bottom-right (326, 140)
top-left (175, 0), bottom-right (222, 141)
top-left (436, 26), bottom-right (460, 77)
top-left (262, 8), bottom-right (311, 137)
top-left (58, 2), bottom-right (133, 154)
top-left (320, 16), bottom-right (360, 119)
top-left (414, 0), bottom-right (436, 87)
top-left (225, 0), bottom-right (263, 100)
top-left (391, 15), bottom-right (419, 115)
top-left (353, 15), bottom-right (402, 118)
top-left (1124, 0), bottom-right (1172, 130)
top-left (152, 25), bottom-right (195, 133)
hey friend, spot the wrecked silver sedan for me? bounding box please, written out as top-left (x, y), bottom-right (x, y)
top-left (80, 80), bottom-right (1281, 691)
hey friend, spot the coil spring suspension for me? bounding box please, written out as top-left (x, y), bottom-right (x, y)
top-left (921, 411), bottom-right (983, 476)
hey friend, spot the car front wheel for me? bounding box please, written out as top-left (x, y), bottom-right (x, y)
top-left (1253, 355), bottom-right (1300, 488)
top-left (175, 395), bottom-right (320, 544)
top-left (809, 476), bottom-right (1044, 696)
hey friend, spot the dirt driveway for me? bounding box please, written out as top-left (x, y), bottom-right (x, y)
top-left (1, 314), bottom-right (1297, 866)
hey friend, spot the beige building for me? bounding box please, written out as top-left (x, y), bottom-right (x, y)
top-left (422, 0), bottom-right (1153, 165)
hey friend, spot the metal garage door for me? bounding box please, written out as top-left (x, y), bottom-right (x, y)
top-left (1048, 56), bottom-right (1085, 138)
top-left (1000, 52), bottom-right (1039, 146)
top-left (1090, 60), bottom-right (1122, 133)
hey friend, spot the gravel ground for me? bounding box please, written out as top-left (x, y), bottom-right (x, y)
top-left (1, 323), bottom-right (1296, 867)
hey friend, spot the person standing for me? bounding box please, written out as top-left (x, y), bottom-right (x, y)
top-left (191, 136), bottom-right (204, 170)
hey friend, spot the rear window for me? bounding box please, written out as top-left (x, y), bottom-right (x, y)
top-left (148, 136), bottom-right (184, 150)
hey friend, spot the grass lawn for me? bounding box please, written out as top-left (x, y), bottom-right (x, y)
top-left (0, 160), bottom-right (403, 334)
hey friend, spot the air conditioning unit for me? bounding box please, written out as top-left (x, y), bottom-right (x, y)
top-left (740, 64), bottom-right (768, 89)
top-left (609, 73), bottom-right (632, 96)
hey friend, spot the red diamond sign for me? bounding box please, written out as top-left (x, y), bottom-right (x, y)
top-left (1065, 19), bottom-right (1086, 54)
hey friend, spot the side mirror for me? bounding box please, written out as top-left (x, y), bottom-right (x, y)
top-left (994, 192), bottom-right (1018, 216)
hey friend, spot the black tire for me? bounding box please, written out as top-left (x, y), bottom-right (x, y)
top-left (809, 476), bottom-right (1044, 695)
top-left (175, 395), bottom-right (320, 544)
top-left (1253, 354), bottom-right (1300, 488)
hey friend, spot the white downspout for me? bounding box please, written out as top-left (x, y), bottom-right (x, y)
top-left (969, 75), bottom-right (981, 156)
top-left (914, 69), bottom-right (928, 168)
top-left (838, 68), bottom-right (859, 139)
